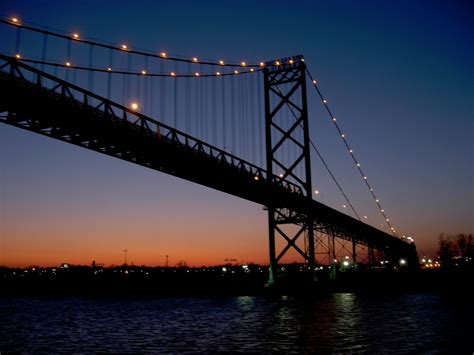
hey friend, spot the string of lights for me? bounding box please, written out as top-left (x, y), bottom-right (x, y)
top-left (8, 55), bottom-right (262, 77)
top-left (2, 17), bottom-right (265, 68)
top-left (305, 67), bottom-right (400, 237)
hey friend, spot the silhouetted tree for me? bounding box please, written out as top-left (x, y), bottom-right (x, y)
top-left (438, 233), bottom-right (473, 267)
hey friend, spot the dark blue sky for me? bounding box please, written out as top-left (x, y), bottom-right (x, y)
top-left (0, 0), bottom-right (472, 266)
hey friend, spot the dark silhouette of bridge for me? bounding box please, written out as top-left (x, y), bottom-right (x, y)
top-left (0, 18), bottom-right (417, 284)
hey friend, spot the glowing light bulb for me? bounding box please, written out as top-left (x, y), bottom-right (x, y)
top-left (370, 188), bottom-right (373, 191)
top-left (323, 99), bottom-right (327, 103)
top-left (218, 60), bottom-right (225, 65)
top-left (171, 72), bottom-right (176, 76)
top-left (241, 61), bottom-right (246, 66)
top-left (121, 44), bottom-right (128, 50)
top-left (254, 175), bottom-right (259, 181)
top-left (341, 134), bottom-right (345, 138)
top-left (275, 61), bottom-right (281, 66)
top-left (289, 59), bottom-right (294, 64)
top-left (195, 72), bottom-right (200, 76)
top-left (107, 67), bottom-right (112, 71)
top-left (141, 70), bottom-right (147, 75)
top-left (192, 57), bottom-right (198, 62)
top-left (357, 163), bottom-right (361, 167)
top-left (131, 102), bottom-right (139, 110)
top-left (259, 62), bottom-right (265, 67)
top-left (349, 149), bottom-right (353, 153)
top-left (381, 209), bottom-right (384, 212)
top-left (160, 52), bottom-right (167, 57)
top-left (65, 62), bottom-right (71, 67)
top-left (279, 173), bottom-right (283, 178)
top-left (343, 205), bottom-right (347, 208)
top-left (15, 54), bottom-right (21, 59)
top-left (250, 68), bottom-right (255, 72)
top-left (364, 176), bottom-right (367, 180)
top-left (314, 190), bottom-right (319, 195)
top-left (72, 33), bottom-right (80, 39)
top-left (376, 199), bottom-right (379, 202)
top-left (301, 58), bottom-right (305, 62)
top-left (313, 80), bottom-right (317, 84)
top-left (234, 70), bottom-right (239, 74)
top-left (364, 215), bottom-right (368, 219)
top-left (386, 218), bottom-right (390, 222)
top-left (332, 117), bottom-right (336, 121)
top-left (216, 72), bottom-right (221, 76)
top-left (11, 17), bottom-right (19, 23)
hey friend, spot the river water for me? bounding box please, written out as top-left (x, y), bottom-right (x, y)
top-left (0, 293), bottom-right (471, 353)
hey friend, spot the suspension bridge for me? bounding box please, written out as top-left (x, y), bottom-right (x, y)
top-left (0, 17), bottom-right (417, 284)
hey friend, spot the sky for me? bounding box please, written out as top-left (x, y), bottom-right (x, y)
top-left (0, 0), bottom-right (472, 267)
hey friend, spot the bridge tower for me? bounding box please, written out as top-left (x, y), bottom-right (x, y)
top-left (263, 57), bottom-right (315, 284)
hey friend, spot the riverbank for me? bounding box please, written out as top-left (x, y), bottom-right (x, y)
top-left (1, 265), bottom-right (472, 298)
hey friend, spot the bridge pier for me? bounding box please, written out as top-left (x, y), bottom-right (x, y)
top-left (263, 56), bottom-right (316, 285)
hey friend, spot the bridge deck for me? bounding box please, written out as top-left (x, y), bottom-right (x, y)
top-left (0, 54), bottom-right (415, 261)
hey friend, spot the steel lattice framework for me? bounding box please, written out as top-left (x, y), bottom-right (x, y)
top-left (263, 59), bottom-right (316, 284)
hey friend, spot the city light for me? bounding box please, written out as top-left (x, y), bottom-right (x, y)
top-left (171, 72), bottom-right (176, 76)
top-left (314, 190), bottom-right (319, 195)
top-left (131, 102), bottom-right (139, 110)
top-left (141, 70), bottom-right (147, 75)
top-left (192, 57), bottom-right (198, 62)
top-left (72, 33), bottom-right (80, 39)
top-left (241, 62), bottom-right (246, 66)
top-left (15, 54), bottom-right (21, 59)
top-left (160, 52), bottom-right (167, 57)
top-left (65, 62), bottom-right (71, 67)
top-left (121, 44), bottom-right (128, 50)
top-left (218, 60), bottom-right (225, 65)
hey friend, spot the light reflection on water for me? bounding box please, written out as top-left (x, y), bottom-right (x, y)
top-left (0, 293), bottom-right (470, 353)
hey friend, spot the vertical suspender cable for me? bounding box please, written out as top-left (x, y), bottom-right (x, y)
top-left (14, 26), bottom-right (21, 55)
top-left (230, 74), bottom-right (236, 154)
top-left (222, 74), bottom-right (227, 150)
top-left (159, 59), bottom-right (165, 123)
top-left (41, 33), bottom-right (47, 72)
top-left (257, 73), bottom-right (263, 166)
top-left (107, 48), bottom-right (113, 99)
top-left (211, 65), bottom-right (217, 145)
top-left (185, 62), bottom-right (191, 133)
top-left (65, 39), bottom-right (71, 82)
top-left (174, 61), bottom-right (178, 129)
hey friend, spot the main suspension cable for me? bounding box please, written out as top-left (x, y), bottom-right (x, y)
top-left (305, 67), bottom-right (399, 235)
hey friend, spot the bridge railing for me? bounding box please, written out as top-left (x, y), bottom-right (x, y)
top-left (0, 53), bottom-right (303, 196)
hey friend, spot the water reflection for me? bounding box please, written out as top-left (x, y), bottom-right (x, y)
top-left (0, 293), bottom-right (470, 353)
